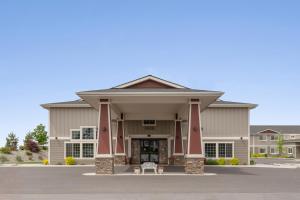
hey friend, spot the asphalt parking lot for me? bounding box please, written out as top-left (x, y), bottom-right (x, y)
top-left (0, 166), bottom-right (300, 200)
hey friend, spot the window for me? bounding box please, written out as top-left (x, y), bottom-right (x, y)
top-left (82, 128), bottom-right (94, 139)
top-left (82, 143), bottom-right (94, 158)
top-left (290, 135), bottom-right (295, 139)
top-left (66, 143), bottom-right (80, 158)
top-left (270, 147), bottom-right (276, 154)
top-left (205, 143), bottom-right (216, 158)
top-left (287, 147), bottom-right (293, 154)
top-left (142, 120), bottom-right (156, 126)
top-left (270, 135), bottom-right (278, 141)
top-left (218, 143), bottom-right (233, 158)
top-left (259, 135), bottom-right (267, 141)
top-left (259, 148), bottom-right (266, 154)
top-left (71, 130), bottom-right (80, 140)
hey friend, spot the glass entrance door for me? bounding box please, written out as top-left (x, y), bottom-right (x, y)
top-left (140, 139), bottom-right (159, 163)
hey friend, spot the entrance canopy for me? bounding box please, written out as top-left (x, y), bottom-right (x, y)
top-left (77, 75), bottom-right (223, 120)
top-left (77, 89), bottom-right (223, 120)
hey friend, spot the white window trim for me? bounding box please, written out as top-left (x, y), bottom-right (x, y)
top-left (65, 126), bottom-right (98, 159)
top-left (258, 135), bottom-right (267, 141)
top-left (269, 135), bottom-right (278, 141)
top-left (70, 129), bottom-right (81, 140)
top-left (80, 126), bottom-right (97, 141)
top-left (287, 147), bottom-right (293, 154)
top-left (64, 141), bottom-right (97, 159)
top-left (204, 142), bottom-right (234, 159)
top-left (269, 147), bottom-right (277, 154)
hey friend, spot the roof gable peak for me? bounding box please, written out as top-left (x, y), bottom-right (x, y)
top-left (114, 75), bottom-right (187, 89)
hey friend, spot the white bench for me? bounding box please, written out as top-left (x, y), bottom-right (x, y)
top-left (141, 162), bottom-right (157, 174)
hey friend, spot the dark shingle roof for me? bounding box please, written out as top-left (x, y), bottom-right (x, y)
top-left (250, 125), bottom-right (300, 135)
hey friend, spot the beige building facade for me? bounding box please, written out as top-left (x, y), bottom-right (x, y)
top-left (42, 75), bottom-right (256, 174)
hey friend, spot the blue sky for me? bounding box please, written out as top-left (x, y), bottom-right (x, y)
top-left (0, 0), bottom-right (299, 146)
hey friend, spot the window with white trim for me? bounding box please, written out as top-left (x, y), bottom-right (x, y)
top-left (259, 135), bottom-right (267, 141)
top-left (66, 127), bottom-right (97, 159)
top-left (270, 135), bottom-right (278, 141)
top-left (287, 147), bottom-right (293, 154)
top-left (82, 128), bottom-right (94, 139)
top-left (82, 143), bottom-right (94, 158)
top-left (205, 143), bottom-right (216, 158)
top-left (270, 147), bottom-right (276, 154)
top-left (218, 143), bottom-right (233, 158)
top-left (71, 130), bottom-right (80, 140)
top-left (66, 143), bottom-right (80, 158)
top-left (259, 148), bottom-right (266, 154)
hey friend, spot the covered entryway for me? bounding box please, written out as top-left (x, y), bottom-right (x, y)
top-left (131, 138), bottom-right (168, 164)
top-left (77, 75), bottom-right (223, 174)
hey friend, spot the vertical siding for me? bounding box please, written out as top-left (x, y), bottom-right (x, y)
top-left (124, 120), bottom-right (174, 136)
top-left (201, 108), bottom-right (249, 137)
top-left (49, 108), bottom-right (98, 137)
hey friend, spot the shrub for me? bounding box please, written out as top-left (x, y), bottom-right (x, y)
top-left (25, 140), bottom-right (40, 153)
top-left (28, 156), bottom-right (33, 161)
top-left (0, 155), bottom-right (9, 163)
top-left (43, 159), bottom-right (49, 165)
top-left (217, 158), bottom-right (226, 165)
top-left (25, 151), bottom-right (32, 156)
top-left (0, 147), bottom-right (11, 154)
top-left (38, 155), bottom-right (43, 160)
top-left (41, 146), bottom-right (48, 151)
top-left (19, 145), bottom-right (25, 151)
top-left (65, 157), bottom-right (76, 165)
top-left (16, 155), bottom-right (23, 163)
top-left (205, 159), bottom-right (218, 165)
top-left (230, 158), bottom-right (240, 165)
top-left (251, 153), bottom-right (267, 158)
top-left (250, 160), bottom-right (255, 165)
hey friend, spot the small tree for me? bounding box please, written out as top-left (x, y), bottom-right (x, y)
top-left (5, 132), bottom-right (19, 151)
top-left (25, 139), bottom-right (40, 153)
top-left (31, 124), bottom-right (48, 145)
top-left (277, 133), bottom-right (284, 156)
top-left (23, 132), bottom-right (33, 148)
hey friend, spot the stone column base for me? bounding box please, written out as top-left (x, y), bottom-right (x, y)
top-left (114, 155), bottom-right (126, 165)
top-left (95, 156), bottom-right (114, 174)
top-left (173, 155), bottom-right (185, 165)
top-left (185, 157), bottom-right (205, 174)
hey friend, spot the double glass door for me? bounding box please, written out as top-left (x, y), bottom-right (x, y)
top-left (140, 139), bottom-right (159, 163)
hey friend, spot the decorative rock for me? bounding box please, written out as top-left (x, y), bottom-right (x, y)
top-left (185, 157), bottom-right (205, 174)
top-left (95, 157), bottom-right (114, 174)
top-left (114, 155), bottom-right (126, 165)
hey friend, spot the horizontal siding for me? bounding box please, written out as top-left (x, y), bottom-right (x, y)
top-left (49, 108), bottom-right (98, 137)
top-left (234, 140), bottom-right (249, 165)
top-left (201, 108), bottom-right (249, 137)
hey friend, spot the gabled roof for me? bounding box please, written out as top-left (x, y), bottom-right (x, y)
top-left (250, 125), bottom-right (300, 135)
top-left (113, 75), bottom-right (187, 89)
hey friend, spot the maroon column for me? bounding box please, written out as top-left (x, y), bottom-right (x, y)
top-left (185, 100), bottom-right (204, 174)
top-left (173, 120), bottom-right (184, 165)
top-left (95, 100), bottom-right (114, 174)
top-left (114, 120), bottom-right (126, 165)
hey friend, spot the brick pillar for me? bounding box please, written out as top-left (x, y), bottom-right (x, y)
top-left (95, 100), bottom-right (114, 174)
top-left (173, 120), bottom-right (184, 165)
top-left (114, 120), bottom-right (126, 165)
top-left (185, 100), bottom-right (204, 174)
